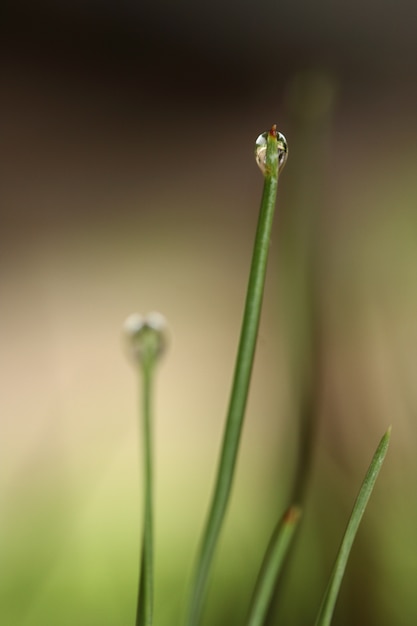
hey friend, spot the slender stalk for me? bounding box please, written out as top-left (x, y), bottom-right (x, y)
top-left (124, 312), bottom-right (166, 626)
top-left (185, 127), bottom-right (286, 626)
top-left (136, 364), bottom-right (154, 626)
top-left (246, 506), bottom-right (301, 626)
top-left (314, 427), bottom-right (391, 626)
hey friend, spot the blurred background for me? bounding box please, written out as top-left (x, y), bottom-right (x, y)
top-left (1, 1), bottom-right (417, 625)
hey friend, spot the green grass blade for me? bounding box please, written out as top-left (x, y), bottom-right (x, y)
top-left (314, 427), bottom-right (391, 626)
top-left (124, 313), bottom-right (167, 626)
top-left (185, 127), bottom-right (287, 626)
top-left (136, 365), bottom-right (154, 626)
top-left (247, 506), bottom-right (301, 626)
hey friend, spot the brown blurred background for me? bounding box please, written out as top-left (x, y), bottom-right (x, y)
top-left (1, 2), bottom-right (417, 625)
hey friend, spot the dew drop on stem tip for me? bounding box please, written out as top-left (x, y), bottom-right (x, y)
top-left (255, 127), bottom-right (288, 175)
top-left (124, 312), bottom-right (167, 368)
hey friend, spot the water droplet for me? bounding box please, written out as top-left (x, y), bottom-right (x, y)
top-left (255, 129), bottom-right (288, 175)
top-left (124, 312), bottom-right (167, 368)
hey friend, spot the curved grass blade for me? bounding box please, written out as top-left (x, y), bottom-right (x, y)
top-left (314, 427), bottom-right (391, 626)
top-left (246, 506), bottom-right (301, 626)
top-left (185, 127), bottom-right (287, 626)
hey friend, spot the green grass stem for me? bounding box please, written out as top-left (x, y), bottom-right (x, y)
top-left (136, 363), bottom-right (154, 626)
top-left (314, 427), bottom-right (391, 626)
top-left (185, 127), bottom-right (285, 626)
top-left (124, 313), bottom-right (166, 626)
top-left (246, 506), bottom-right (302, 626)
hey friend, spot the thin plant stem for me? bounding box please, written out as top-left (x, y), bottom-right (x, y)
top-left (314, 427), bottom-right (391, 626)
top-left (246, 506), bottom-right (301, 626)
top-left (185, 127), bottom-right (285, 626)
top-left (136, 363), bottom-right (154, 626)
top-left (124, 313), bottom-right (166, 626)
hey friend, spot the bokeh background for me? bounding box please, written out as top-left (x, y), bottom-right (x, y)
top-left (2, 1), bottom-right (417, 625)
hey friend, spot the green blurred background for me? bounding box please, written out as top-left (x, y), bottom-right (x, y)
top-left (1, 1), bottom-right (417, 625)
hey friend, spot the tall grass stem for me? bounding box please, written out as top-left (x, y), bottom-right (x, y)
top-left (185, 127), bottom-right (285, 626)
top-left (136, 364), bottom-right (154, 626)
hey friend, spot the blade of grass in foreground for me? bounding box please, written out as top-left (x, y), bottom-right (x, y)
top-left (246, 506), bottom-right (301, 626)
top-left (185, 127), bottom-right (288, 626)
top-left (314, 427), bottom-right (391, 626)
